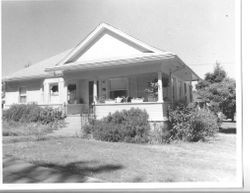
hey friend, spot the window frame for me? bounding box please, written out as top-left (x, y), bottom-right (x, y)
top-left (19, 86), bottom-right (27, 104)
top-left (109, 77), bottom-right (128, 98)
top-left (50, 83), bottom-right (59, 96)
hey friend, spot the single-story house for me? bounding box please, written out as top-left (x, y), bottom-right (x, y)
top-left (3, 23), bottom-right (200, 122)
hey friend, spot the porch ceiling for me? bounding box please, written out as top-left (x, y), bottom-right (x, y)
top-left (63, 61), bottom-right (161, 80)
top-left (161, 57), bottom-right (200, 81)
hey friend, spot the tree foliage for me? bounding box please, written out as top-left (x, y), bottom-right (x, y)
top-left (204, 63), bottom-right (227, 83)
top-left (195, 63), bottom-right (236, 121)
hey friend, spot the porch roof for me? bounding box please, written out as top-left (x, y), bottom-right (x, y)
top-left (46, 52), bottom-right (201, 81)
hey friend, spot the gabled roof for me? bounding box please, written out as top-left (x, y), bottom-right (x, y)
top-left (3, 49), bottom-right (72, 81)
top-left (56, 23), bottom-right (164, 66)
top-left (3, 23), bottom-right (200, 82)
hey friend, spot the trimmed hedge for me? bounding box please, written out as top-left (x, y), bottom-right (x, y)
top-left (82, 108), bottom-right (150, 143)
top-left (3, 104), bottom-right (65, 124)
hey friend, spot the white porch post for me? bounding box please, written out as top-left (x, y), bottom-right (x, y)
top-left (43, 82), bottom-right (50, 104)
top-left (158, 72), bottom-right (163, 102)
top-left (59, 79), bottom-right (66, 104)
top-left (93, 80), bottom-right (97, 104)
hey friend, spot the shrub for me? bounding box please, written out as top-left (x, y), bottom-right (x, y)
top-left (166, 104), bottom-right (219, 142)
top-left (3, 104), bottom-right (65, 124)
top-left (82, 108), bottom-right (150, 143)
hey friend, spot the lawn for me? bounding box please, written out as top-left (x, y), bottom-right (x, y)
top-left (3, 130), bottom-right (236, 183)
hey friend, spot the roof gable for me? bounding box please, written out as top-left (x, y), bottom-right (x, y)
top-left (75, 33), bottom-right (147, 62)
top-left (58, 23), bottom-right (163, 65)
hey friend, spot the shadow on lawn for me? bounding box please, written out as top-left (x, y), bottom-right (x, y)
top-left (3, 156), bottom-right (123, 183)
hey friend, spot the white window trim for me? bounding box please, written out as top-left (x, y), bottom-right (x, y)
top-left (19, 86), bottom-right (27, 104)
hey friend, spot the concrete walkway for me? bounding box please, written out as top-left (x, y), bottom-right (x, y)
top-left (49, 115), bottom-right (83, 137)
top-left (3, 156), bottom-right (103, 183)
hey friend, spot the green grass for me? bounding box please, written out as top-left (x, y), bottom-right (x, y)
top-left (3, 132), bottom-right (236, 182)
top-left (2, 120), bottom-right (65, 142)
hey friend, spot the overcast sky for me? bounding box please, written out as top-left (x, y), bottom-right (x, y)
top-left (2, 0), bottom-right (235, 79)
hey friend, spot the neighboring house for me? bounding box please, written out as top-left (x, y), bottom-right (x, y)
top-left (3, 23), bottom-right (200, 122)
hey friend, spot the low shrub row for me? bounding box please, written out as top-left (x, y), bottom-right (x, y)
top-left (82, 108), bottom-right (150, 143)
top-left (82, 105), bottom-right (220, 144)
top-left (3, 104), bottom-right (65, 124)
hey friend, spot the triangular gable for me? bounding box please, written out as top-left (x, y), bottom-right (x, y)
top-left (57, 23), bottom-right (163, 65)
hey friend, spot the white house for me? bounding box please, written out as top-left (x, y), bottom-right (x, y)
top-left (3, 23), bottom-right (200, 122)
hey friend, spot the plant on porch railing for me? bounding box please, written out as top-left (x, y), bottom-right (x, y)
top-left (144, 78), bottom-right (158, 102)
top-left (96, 96), bottom-right (117, 104)
top-left (96, 96), bottom-right (106, 103)
top-left (131, 97), bottom-right (144, 103)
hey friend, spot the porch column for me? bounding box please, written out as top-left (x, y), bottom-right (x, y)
top-left (43, 81), bottom-right (50, 104)
top-left (58, 79), bottom-right (66, 104)
top-left (158, 72), bottom-right (163, 102)
top-left (93, 80), bottom-right (97, 104)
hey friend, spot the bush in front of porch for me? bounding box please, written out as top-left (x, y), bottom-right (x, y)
top-left (82, 108), bottom-right (150, 143)
top-left (3, 104), bottom-right (65, 124)
top-left (82, 104), bottom-right (220, 144)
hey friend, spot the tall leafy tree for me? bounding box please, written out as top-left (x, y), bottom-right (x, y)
top-left (204, 63), bottom-right (227, 83)
top-left (195, 63), bottom-right (236, 121)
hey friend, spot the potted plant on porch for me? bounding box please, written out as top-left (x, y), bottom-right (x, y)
top-left (144, 78), bottom-right (158, 102)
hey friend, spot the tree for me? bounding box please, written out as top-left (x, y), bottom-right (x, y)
top-left (195, 63), bottom-right (236, 121)
top-left (195, 63), bottom-right (227, 90)
top-left (204, 63), bottom-right (226, 83)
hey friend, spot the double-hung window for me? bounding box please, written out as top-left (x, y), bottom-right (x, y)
top-left (19, 87), bottom-right (27, 103)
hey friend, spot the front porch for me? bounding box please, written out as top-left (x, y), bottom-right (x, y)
top-left (43, 58), bottom-right (193, 121)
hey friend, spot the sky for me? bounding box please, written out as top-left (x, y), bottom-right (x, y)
top-left (1, 0), bottom-right (236, 79)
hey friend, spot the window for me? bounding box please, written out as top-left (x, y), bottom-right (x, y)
top-left (50, 84), bottom-right (58, 96)
top-left (109, 78), bottom-right (128, 98)
top-left (19, 87), bottom-right (27, 103)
